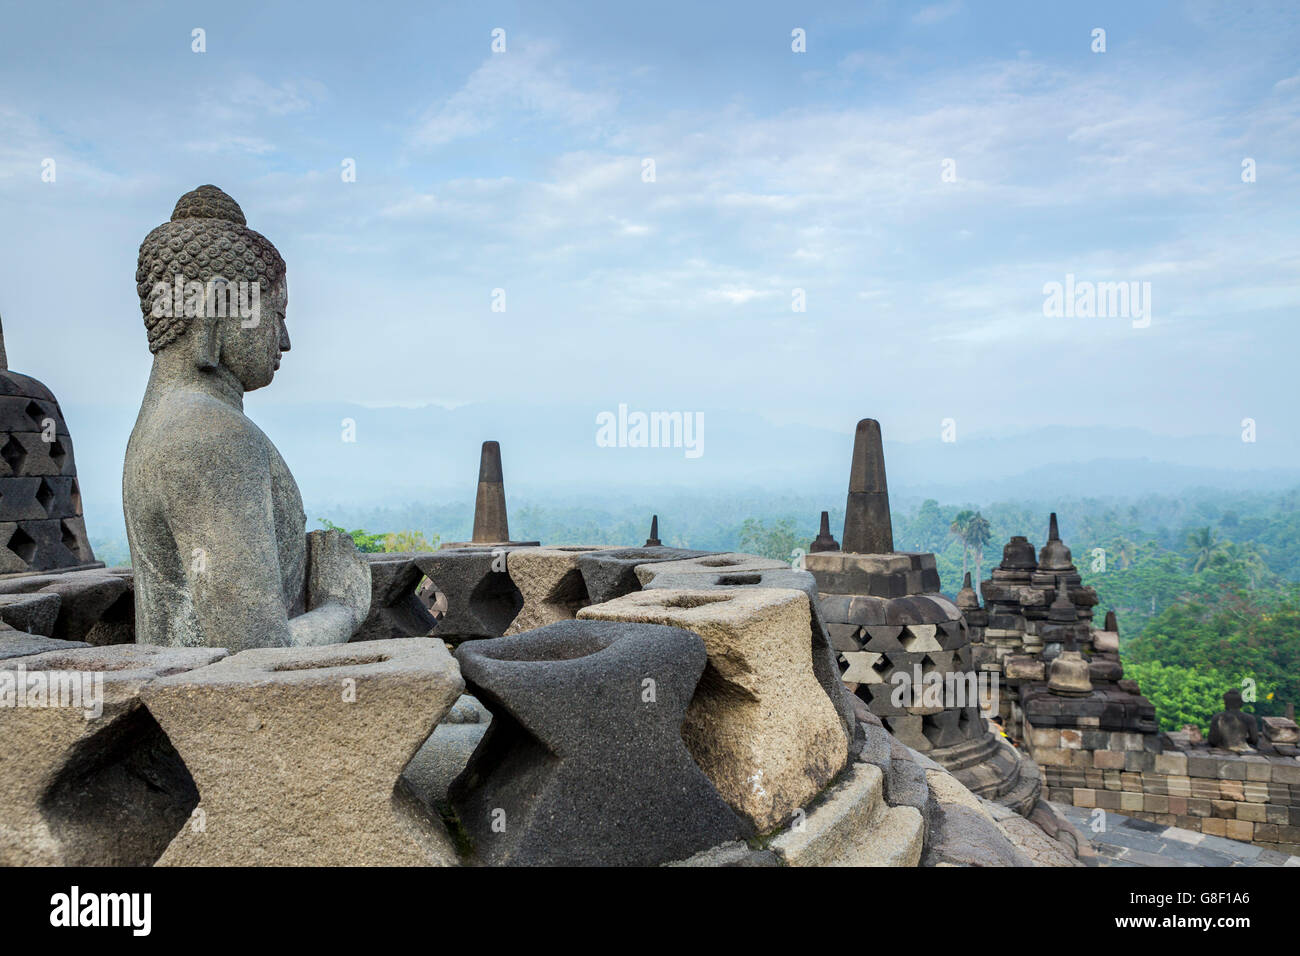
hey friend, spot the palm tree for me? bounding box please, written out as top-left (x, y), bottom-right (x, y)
top-left (966, 512), bottom-right (992, 586)
top-left (1220, 541), bottom-right (1269, 589)
top-left (950, 509), bottom-right (975, 580)
top-left (1187, 527), bottom-right (1220, 573)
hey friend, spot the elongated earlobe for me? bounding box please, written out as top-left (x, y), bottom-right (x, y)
top-left (192, 314), bottom-right (220, 370)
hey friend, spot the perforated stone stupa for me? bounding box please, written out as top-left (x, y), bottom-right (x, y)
top-left (805, 419), bottom-right (1038, 811)
top-left (0, 316), bottom-right (96, 574)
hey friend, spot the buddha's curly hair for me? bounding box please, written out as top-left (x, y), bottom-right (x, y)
top-left (135, 185), bottom-right (286, 353)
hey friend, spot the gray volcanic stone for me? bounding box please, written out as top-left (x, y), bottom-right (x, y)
top-left (444, 693), bottom-right (491, 724)
top-left (575, 546), bottom-right (711, 604)
top-left (0, 315), bottom-right (98, 572)
top-left (0, 643), bottom-right (226, 865)
top-left (440, 441), bottom-right (538, 549)
top-left (841, 419), bottom-right (894, 554)
top-left (353, 552), bottom-right (438, 641)
top-left (643, 514), bottom-right (662, 547)
top-left (417, 548), bottom-right (526, 643)
top-left (0, 630), bottom-right (86, 660)
top-left (0, 591), bottom-right (61, 636)
top-left (123, 186), bottom-right (371, 651)
top-left (922, 768), bottom-right (1030, 866)
top-left (809, 510), bottom-right (839, 552)
top-left (633, 552), bottom-right (791, 586)
top-left (402, 722), bottom-right (490, 813)
top-left (32, 571), bottom-right (134, 645)
top-left (665, 842), bottom-right (778, 867)
top-left (400, 695), bottom-right (492, 811)
top-left (472, 440), bottom-right (510, 543)
top-left (450, 620), bottom-right (751, 865)
top-left (579, 588), bottom-right (848, 830)
top-left (1208, 689), bottom-right (1260, 752)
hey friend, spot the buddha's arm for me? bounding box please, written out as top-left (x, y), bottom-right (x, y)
top-left (290, 528), bottom-right (371, 646)
top-left (162, 446), bottom-right (296, 652)
top-left (159, 423), bottom-right (361, 650)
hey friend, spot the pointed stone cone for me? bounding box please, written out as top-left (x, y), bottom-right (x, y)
top-left (809, 510), bottom-right (840, 553)
top-left (956, 571), bottom-right (980, 610)
top-left (1048, 578), bottom-right (1077, 622)
top-left (471, 441), bottom-right (510, 544)
top-left (841, 419), bottom-right (893, 554)
top-left (644, 515), bottom-right (662, 547)
top-left (1047, 512), bottom-right (1060, 541)
top-left (0, 313), bottom-right (7, 370)
top-left (1104, 609), bottom-right (1118, 633)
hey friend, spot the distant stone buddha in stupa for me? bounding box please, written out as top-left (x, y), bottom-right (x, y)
top-left (124, 185), bottom-right (370, 651)
top-left (1208, 689), bottom-right (1259, 753)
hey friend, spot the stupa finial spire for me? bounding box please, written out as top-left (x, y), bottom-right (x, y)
top-left (841, 419), bottom-right (893, 553)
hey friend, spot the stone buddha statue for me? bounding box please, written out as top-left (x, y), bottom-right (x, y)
top-left (124, 185), bottom-right (370, 651)
top-left (1207, 689), bottom-right (1259, 753)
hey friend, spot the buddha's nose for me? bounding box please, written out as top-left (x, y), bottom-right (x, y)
top-left (279, 323), bottom-right (291, 352)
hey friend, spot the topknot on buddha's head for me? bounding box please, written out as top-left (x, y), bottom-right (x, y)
top-left (170, 184), bottom-right (248, 226)
top-left (136, 185), bottom-right (285, 353)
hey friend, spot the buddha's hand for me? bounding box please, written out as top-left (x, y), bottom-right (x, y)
top-left (305, 529), bottom-right (372, 632)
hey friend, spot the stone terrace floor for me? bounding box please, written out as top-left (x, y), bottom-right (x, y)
top-left (1057, 804), bottom-right (1300, 867)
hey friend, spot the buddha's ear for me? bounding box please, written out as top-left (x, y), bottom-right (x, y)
top-left (192, 312), bottom-right (221, 370)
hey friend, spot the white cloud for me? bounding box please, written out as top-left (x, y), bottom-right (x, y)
top-left (412, 42), bottom-right (616, 148)
top-left (913, 2), bottom-right (962, 26)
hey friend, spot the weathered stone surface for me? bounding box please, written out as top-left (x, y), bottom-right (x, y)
top-left (439, 441), bottom-right (538, 549)
top-left (922, 768), bottom-right (1031, 866)
top-left (579, 587), bottom-right (848, 830)
top-left (575, 546), bottom-right (711, 605)
top-left (141, 637), bottom-right (463, 866)
top-left (841, 418), bottom-right (893, 554)
top-left (501, 547), bottom-right (598, 635)
top-left (885, 737), bottom-right (932, 816)
top-left (809, 510), bottom-right (839, 553)
top-left (403, 726), bottom-right (489, 813)
top-left (0, 316), bottom-right (97, 573)
top-left (0, 629), bottom-right (84, 660)
top-left (450, 620), bottom-right (750, 865)
top-left (418, 548), bottom-right (525, 642)
top-left (634, 552), bottom-right (789, 587)
top-left (643, 514), bottom-right (662, 547)
top-left (353, 552), bottom-right (437, 641)
top-left (472, 440), bottom-right (509, 543)
top-left (1208, 689), bottom-right (1259, 752)
top-left (989, 808), bottom-right (1082, 866)
top-left (0, 591), bottom-right (61, 636)
top-left (664, 842), bottom-right (778, 867)
top-left (641, 564), bottom-right (857, 746)
top-left (1263, 717), bottom-right (1299, 744)
top-left (31, 570), bottom-right (134, 645)
top-left (0, 644), bottom-right (225, 865)
top-left (125, 186), bottom-right (372, 651)
top-left (770, 763), bottom-right (923, 866)
top-left (401, 694), bottom-right (492, 811)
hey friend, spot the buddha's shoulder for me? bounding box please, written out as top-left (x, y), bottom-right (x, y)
top-left (132, 391), bottom-right (271, 459)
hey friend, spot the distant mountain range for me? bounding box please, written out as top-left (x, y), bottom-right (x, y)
top-left (67, 400), bottom-right (1300, 540)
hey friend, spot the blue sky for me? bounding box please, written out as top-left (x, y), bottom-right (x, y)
top-left (1, 0), bottom-right (1298, 452)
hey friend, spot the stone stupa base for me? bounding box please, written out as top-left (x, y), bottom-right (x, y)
top-left (935, 730), bottom-right (1042, 815)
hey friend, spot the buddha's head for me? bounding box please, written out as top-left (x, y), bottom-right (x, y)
top-left (1223, 689), bottom-right (1244, 712)
top-left (136, 185), bottom-right (289, 391)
